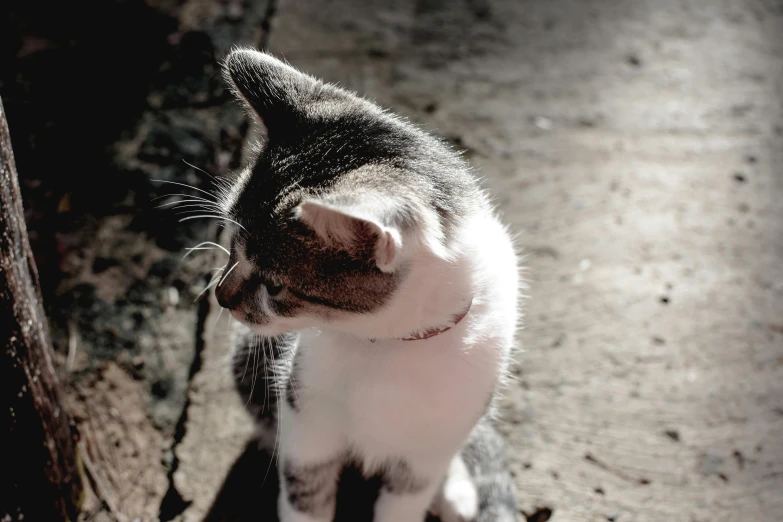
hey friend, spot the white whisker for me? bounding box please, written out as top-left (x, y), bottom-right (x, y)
top-left (287, 347), bottom-right (300, 407)
top-left (182, 159), bottom-right (217, 181)
top-left (174, 207), bottom-right (226, 217)
top-left (178, 214), bottom-right (247, 231)
top-left (152, 179), bottom-right (217, 199)
top-left (240, 334), bottom-right (254, 383)
top-left (153, 193), bottom-right (216, 203)
top-left (263, 335), bottom-right (282, 487)
top-left (169, 202), bottom-right (224, 212)
top-left (211, 306), bottom-right (225, 330)
top-left (247, 336), bottom-right (259, 408)
top-left (195, 275), bottom-right (222, 301)
top-left (262, 337), bottom-right (269, 413)
top-left (155, 198), bottom-right (220, 209)
top-left (218, 262), bottom-right (239, 287)
top-left (184, 241), bottom-right (230, 257)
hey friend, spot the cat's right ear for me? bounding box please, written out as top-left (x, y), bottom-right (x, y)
top-left (296, 198), bottom-right (403, 273)
top-left (222, 49), bottom-right (317, 135)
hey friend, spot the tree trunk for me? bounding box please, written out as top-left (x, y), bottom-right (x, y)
top-left (1, 96), bottom-right (82, 521)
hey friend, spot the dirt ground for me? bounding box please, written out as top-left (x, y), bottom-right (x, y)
top-left (5, 0), bottom-right (783, 521)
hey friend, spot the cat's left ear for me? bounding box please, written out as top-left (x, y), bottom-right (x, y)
top-left (223, 48), bottom-right (317, 136)
top-left (296, 199), bottom-right (403, 272)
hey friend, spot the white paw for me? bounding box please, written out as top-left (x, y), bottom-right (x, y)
top-left (438, 476), bottom-right (479, 522)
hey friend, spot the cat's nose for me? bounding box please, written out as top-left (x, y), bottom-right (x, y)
top-left (215, 283), bottom-right (241, 310)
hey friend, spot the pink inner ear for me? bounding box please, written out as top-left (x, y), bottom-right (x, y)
top-left (372, 226), bottom-right (400, 272)
top-left (297, 200), bottom-right (401, 271)
top-left (297, 201), bottom-right (356, 245)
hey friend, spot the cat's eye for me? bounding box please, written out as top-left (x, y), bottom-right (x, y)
top-left (265, 280), bottom-right (284, 297)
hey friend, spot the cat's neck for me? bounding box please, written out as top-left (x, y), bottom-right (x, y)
top-left (329, 222), bottom-right (480, 341)
top-left (335, 259), bottom-right (474, 341)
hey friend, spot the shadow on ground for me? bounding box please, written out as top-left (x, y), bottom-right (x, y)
top-left (202, 441), bottom-right (443, 522)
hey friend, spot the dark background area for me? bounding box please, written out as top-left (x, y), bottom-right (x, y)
top-left (2, 0), bottom-right (782, 521)
top-left (1, 0), bottom-right (265, 518)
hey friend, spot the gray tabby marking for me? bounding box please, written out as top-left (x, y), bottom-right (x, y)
top-left (379, 459), bottom-right (429, 495)
top-left (461, 420), bottom-right (518, 522)
top-left (283, 457), bottom-right (342, 517)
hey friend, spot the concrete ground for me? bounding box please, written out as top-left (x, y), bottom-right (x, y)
top-left (25, 0), bottom-right (781, 521)
top-left (168, 1), bottom-right (783, 521)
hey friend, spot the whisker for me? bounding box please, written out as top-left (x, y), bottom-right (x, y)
top-left (184, 241), bottom-right (230, 257)
top-left (182, 160), bottom-right (232, 200)
top-left (178, 214), bottom-right (247, 231)
top-left (152, 179), bottom-right (217, 199)
top-left (240, 334), bottom-right (254, 383)
top-left (195, 275), bottom-right (222, 302)
top-left (287, 347), bottom-right (300, 407)
top-left (155, 199), bottom-right (221, 209)
top-left (247, 336), bottom-right (259, 408)
top-left (173, 207), bottom-right (225, 217)
top-left (153, 193), bottom-right (216, 203)
top-left (182, 159), bottom-right (217, 181)
top-left (262, 337), bottom-right (269, 413)
top-left (211, 307), bottom-right (225, 331)
top-left (168, 202), bottom-right (224, 212)
top-left (218, 262), bottom-right (239, 287)
top-left (263, 335), bottom-right (282, 487)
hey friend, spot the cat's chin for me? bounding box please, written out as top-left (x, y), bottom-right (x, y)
top-left (229, 310), bottom-right (296, 337)
top-left (246, 323), bottom-right (293, 337)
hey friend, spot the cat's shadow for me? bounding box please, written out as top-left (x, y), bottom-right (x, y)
top-left (203, 440), bottom-right (441, 522)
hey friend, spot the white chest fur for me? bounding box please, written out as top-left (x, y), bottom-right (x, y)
top-left (296, 327), bottom-right (494, 464)
top-left (292, 211), bottom-right (520, 467)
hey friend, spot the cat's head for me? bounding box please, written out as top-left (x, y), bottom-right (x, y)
top-left (214, 49), bottom-right (476, 337)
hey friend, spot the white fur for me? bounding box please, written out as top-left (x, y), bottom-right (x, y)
top-left (268, 206), bottom-right (519, 522)
top-left (432, 455), bottom-right (480, 522)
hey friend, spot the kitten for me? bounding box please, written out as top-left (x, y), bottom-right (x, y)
top-left (216, 49), bottom-right (520, 522)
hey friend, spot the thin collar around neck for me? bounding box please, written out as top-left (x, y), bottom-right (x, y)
top-left (368, 297), bottom-right (474, 343)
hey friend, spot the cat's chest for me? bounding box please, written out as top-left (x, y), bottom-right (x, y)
top-left (295, 330), bottom-right (499, 455)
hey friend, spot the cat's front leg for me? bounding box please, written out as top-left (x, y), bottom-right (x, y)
top-left (277, 375), bottom-right (345, 522)
top-left (278, 455), bottom-right (342, 522)
top-left (372, 459), bottom-right (448, 522)
top-left (430, 454), bottom-right (479, 522)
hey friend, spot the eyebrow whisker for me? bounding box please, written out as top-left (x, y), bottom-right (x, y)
top-left (152, 179), bottom-right (217, 199)
top-left (178, 214), bottom-right (247, 231)
top-left (184, 241), bottom-right (231, 257)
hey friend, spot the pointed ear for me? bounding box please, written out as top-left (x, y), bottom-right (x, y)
top-left (296, 200), bottom-right (403, 272)
top-left (222, 49), bottom-right (318, 134)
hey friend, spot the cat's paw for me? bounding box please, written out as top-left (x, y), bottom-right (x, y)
top-left (437, 474), bottom-right (479, 522)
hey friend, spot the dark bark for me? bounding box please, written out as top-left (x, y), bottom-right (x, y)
top-left (1, 96), bottom-right (82, 521)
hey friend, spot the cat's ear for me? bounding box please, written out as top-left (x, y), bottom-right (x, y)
top-left (296, 199), bottom-right (403, 272)
top-left (222, 49), bottom-right (317, 134)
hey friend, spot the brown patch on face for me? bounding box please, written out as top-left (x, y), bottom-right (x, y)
top-left (241, 214), bottom-right (401, 315)
top-left (215, 218), bottom-right (401, 330)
